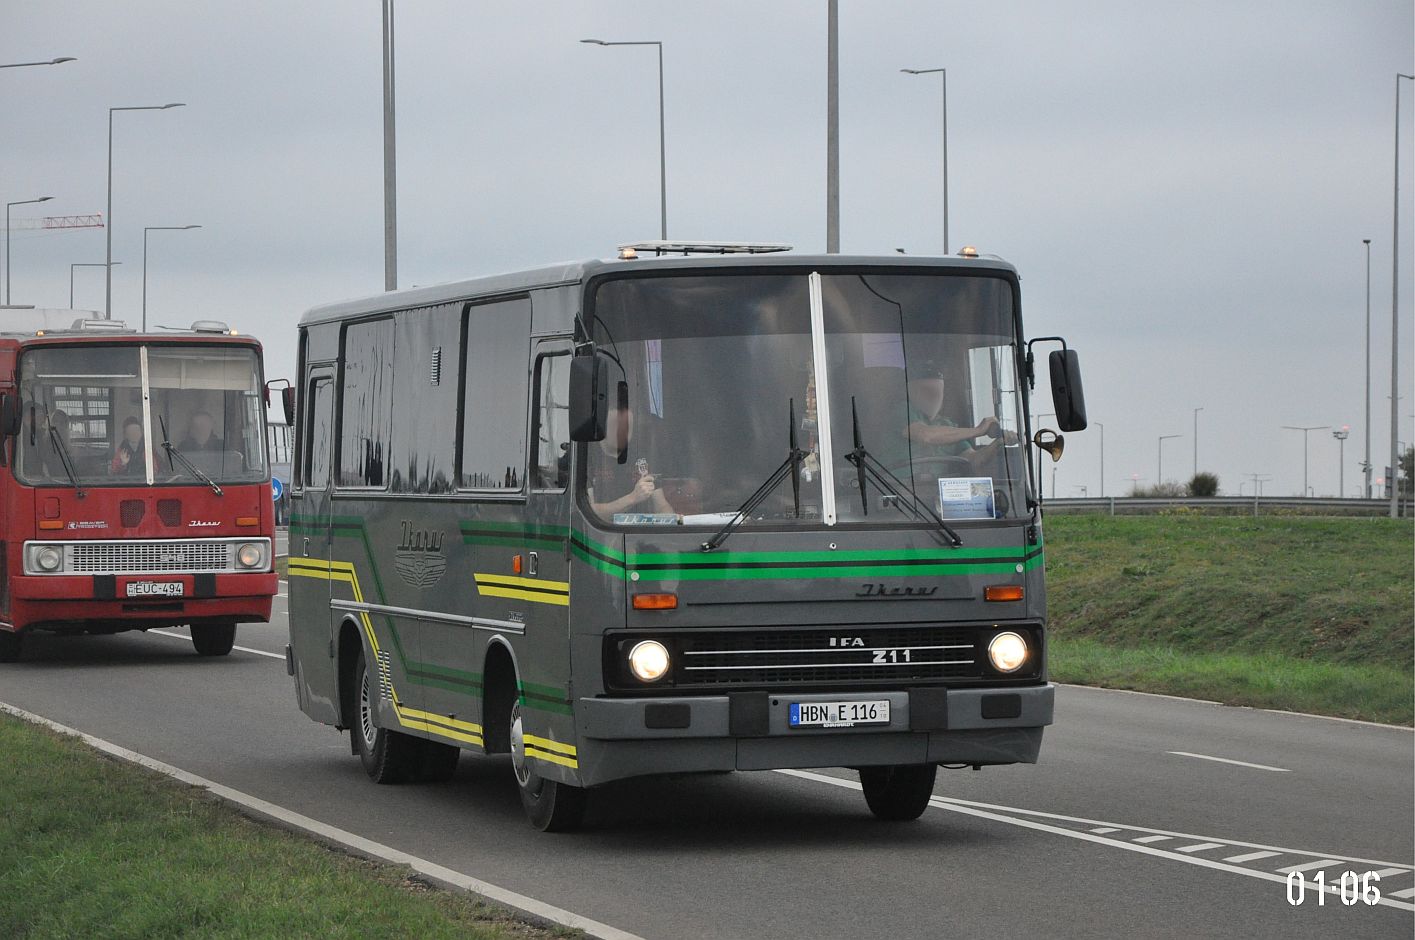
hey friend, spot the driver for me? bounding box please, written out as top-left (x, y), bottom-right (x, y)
top-left (588, 405), bottom-right (676, 517)
top-left (897, 363), bottom-right (1012, 473)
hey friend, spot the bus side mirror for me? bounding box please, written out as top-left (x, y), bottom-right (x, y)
top-left (281, 387), bottom-right (296, 427)
top-left (1048, 349), bottom-right (1087, 432)
top-left (569, 355), bottom-right (609, 442)
top-left (0, 393), bottom-right (19, 437)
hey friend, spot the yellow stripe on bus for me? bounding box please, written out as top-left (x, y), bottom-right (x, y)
top-left (523, 733), bottom-right (577, 757)
top-left (525, 745), bottom-right (579, 769)
top-left (473, 573), bottom-right (570, 607)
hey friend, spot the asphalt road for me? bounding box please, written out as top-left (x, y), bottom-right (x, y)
top-left (1, 588), bottom-right (1411, 940)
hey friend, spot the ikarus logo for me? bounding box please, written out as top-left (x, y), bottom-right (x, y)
top-left (188, 520), bottom-right (219, 528)
top-left (394, 520), bottom-right (447, 588)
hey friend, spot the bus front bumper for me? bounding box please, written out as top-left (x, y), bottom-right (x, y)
top-left (573, 684), bottom-right (1054, 787)
top-left (8, 572), bottom-right (277, 632)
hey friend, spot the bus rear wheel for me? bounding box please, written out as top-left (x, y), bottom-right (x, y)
top-left (0, 631), bottom-right (21, 663)
top-left (509, 700), bottom-right (585, 832)
top-left (859, 764), bottom-right (938, 821)
top-left (191, 622), bottom-right (237, 657)
top-left (353, 649), bottom-right (424, 784)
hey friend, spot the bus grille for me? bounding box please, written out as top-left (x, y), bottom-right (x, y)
top-left (70, 541), bottom-right (234, 573)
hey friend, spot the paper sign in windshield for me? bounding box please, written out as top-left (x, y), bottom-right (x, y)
top-left (937, 477), bottom-right (996, 520)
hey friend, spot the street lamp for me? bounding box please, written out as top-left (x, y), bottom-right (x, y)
top-left (901, 67), bottom-right (948, 254)
top-left (0, 57), bottom-right (76, 69)
top-left (1363, 237), bottom-right (1373, 498)
top-left (1332, 426), bottom-right (1350, 499)
top-left (106, 103), bottom-right (185, 319)
top-left (1390, 73), bottom-right (1415, 518)
top-left (1094, 421), bottom-right (1105, 498)
top-left (382, 0), bottom-right (397, 291)
top-left (1192, 407), bottom-right (1203, 478)
top-left (5, 195), bottom-right (53, 303)
top-left (1157, 434), bottom-right (1181, 487)
top-left (143, 225), bottom-right (201, 331)
top-left (1282, 425), bottom-right (1328, 497)
top-left (70, 261), bottom-right (120, 309)
top-left (582, 38), bottom-right (668, 241)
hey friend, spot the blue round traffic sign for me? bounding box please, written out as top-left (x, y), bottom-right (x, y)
top-left (272, 477), bottom-right (284, 501)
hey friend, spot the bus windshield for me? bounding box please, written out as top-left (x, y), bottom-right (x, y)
top-left (586, 271), bottom-right (1028, 529)
top-left (15, 344), bottom-right (268, 488)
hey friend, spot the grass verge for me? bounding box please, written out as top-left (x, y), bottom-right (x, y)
top-left (1044, 515), bottom-right (1414, 725)
top-left (0, 714), bottom-right (571, 940)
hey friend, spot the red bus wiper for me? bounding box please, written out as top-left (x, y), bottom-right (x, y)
top-left (158, 416), bottom-right (223, 496)
top-left (701, 398), bottom-right (807, 552)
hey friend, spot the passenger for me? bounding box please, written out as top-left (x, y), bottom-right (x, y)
top-left (179, 410), bottom-right (224, 452)
top-left (588, 406), bottom-right (676, 517)
top-left (896, 365), bottom-right (1013, 473)
top-left (110, 416), bottom-right (155, 475)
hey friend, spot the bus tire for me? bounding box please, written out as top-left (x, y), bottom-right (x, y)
top-left (191, 622), bottom-right (237, 657)
top-left (417, 740), bottom-right (460, 783)
top-left (0, 631), bottom-right (21, 663)
top-left (859, 763), bottom-right (937, 821)
top-left (510, 700), bottom-right (586, 832)
top-left (353, 648), bottom-right (423, 784)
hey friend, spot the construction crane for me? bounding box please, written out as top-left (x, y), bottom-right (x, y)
top-left (7, 214), bottom-right (104, 230)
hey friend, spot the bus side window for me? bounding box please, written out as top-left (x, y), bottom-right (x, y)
top-left (532, 350), bottom-right (571, 490)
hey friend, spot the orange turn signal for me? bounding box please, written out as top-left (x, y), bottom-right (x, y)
top-left (632, 593), bottom-right (678, 611)
top-left (512, 554), bottom-right (523, 575)
top-left (236, 516), bottom-right (259, 527)
top-left (39, 520), bottom-right (64, 530)
top-left (984, 585), bottom-right (1024, 602)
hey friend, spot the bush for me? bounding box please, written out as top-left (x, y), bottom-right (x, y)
top-left (1188, 472), bottom-right (1220, 497)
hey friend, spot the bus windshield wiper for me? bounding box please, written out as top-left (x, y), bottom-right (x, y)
top-left (844, 396), bottom-right (962, 547)
top-left (40, 403), bottom-right (86, 499)
top-left (158, 416), bottom-right (223, 496)
top-left (702, 399), bottom-right (807, 552)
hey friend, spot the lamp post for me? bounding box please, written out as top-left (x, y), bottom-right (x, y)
top-left (581, 38), bottom-right (668, 241)
top-left (5, 195), bottom-right (53, 303)
top-left (106, 103), bottom-right (185, 319)
top-left (826, 0), bottom-right (838, 253)
top-left (1363, 238), bottom-right (1373, 498)
top-left (142, 225), bottom-right (200, 331)
top-left (1282, 425), bottom-right (1328, 497)
top-left (0, 57), bottom-right (75, 69)
top-left (901, 67), bottom-right (948, 254)
top-left (1157, 434), bottom-right (1181, 488)
top-left (1192, 407), bottom-right (1203, 478)
top-left (382, 0), bottom-right (397, 291)
top-left (1332, 426), bottom-right (1350, 498)
top-left (1390, 74), bottom-right (1415, 518)
top-left (70, 261), bottom-right (120, 309)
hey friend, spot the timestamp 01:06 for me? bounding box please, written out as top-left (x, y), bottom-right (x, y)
top-left (1286, 870), bottom-right (1383, 906)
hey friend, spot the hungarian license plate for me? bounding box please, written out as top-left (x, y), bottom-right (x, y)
top-left (125, 581), bottom-right (185, 598)
top-left (789, 699), bottom-right (890, 728)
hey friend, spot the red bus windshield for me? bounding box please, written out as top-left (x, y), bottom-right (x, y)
top-left (15, 344), bottom-right (268, 488)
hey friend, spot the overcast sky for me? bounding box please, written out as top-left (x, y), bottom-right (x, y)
top-left (4, 1), bottom-right (1413, 497)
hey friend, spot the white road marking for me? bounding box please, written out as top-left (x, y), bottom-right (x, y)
top-left (1223, 850), bottom-right (1281, 863)
top-left (1278, 859), bottom-right (1349, 874)
top-left (1391, 887), bottom-right (1415, 900)
top-left (0, 701), bottom-right (643, 940)
top-left (1090, 826), bottom-right (1121, 834)
top-left (773, 769), bottom-right (1415, 912)
top-left (148, 629), bottom-right (285, 661)
top-left (1133, 835), bottom-right (1171, 843)
top-left (1174, 842), bottom-right (1224, 853)
top-left (1368, 867), bottom-right (1412, 878)
top-left (1166, 751), bottom-right (1290, 772)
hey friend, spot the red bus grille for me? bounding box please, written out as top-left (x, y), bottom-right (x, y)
top-left (157, 500), bottom-right (182, 527)
top-left (120, 500), bottom-right (145, 528)
top-left (70, 541), bottom-right (232, 573)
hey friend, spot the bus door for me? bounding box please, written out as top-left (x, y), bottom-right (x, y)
top-left (289, 369), bottom-right (339, 724)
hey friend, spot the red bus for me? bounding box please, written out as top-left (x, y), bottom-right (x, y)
top-left (0, 316), bottom-right (279, 661)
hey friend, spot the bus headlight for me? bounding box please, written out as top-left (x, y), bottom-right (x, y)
top-left (987, 632), bottom-right (1029, 673)
top-left (33, 546), bottom-right (63, 573)
top-left (627, 640), bottom-right (671, 683)
top-left (235, 542), bottom-right (265, 569)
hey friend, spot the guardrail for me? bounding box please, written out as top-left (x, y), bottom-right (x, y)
top-left (1039, 496), bottom-right (1411, 517)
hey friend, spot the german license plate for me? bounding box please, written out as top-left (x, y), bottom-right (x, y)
top-left (125, 581), bottom-right (185, 598)
top-left (789, 700), bottom-right (890, 728)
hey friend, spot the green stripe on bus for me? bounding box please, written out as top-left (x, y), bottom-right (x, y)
top-left (629, 555), bottom-right (1043, 582)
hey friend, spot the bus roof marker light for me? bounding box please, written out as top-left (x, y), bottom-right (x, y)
top-left (618, 246), bottom-right (638, 260)
top-left (957, 245), bottom-right (979, 258)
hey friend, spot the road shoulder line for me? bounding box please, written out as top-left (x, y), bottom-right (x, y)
top-left (0, 700), bottom-right (643, 940)
top-left (1056, 682), bottom-right (1414, 731)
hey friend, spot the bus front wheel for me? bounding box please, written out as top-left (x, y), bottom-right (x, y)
top-left (191, 622), bottom-right (236, 657)
top-left (859, 764), bottom-right (938, 821)
top-left (353, 649), bottom-right (424, 784)
top-left (509, 700), bottom-right (586, 832)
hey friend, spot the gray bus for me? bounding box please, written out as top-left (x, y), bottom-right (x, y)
top-left (285, 243), bottom-right (1086, 831)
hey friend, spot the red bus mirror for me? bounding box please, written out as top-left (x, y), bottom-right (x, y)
top-left (0, 393), bottom-right (19, 437)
